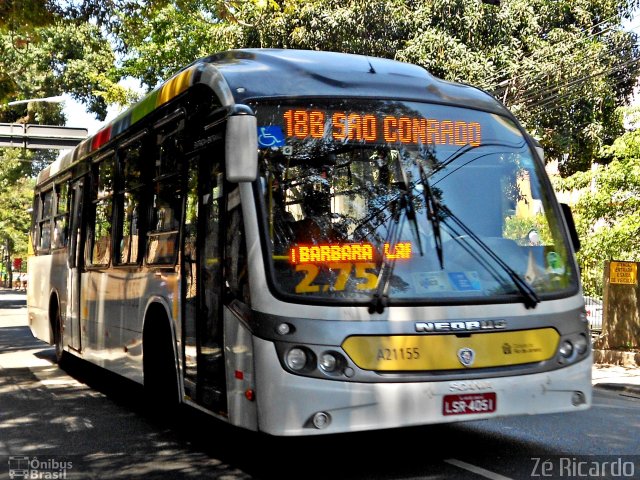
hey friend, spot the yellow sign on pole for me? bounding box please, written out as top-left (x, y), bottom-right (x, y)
top-left (609, 261), bottom-right (638, 285)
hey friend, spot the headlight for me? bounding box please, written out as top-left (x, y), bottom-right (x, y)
top-left (574, 334), bottom-right (589, 355)
top-left (319, 352), bottom-right (338, 372)
top-left (286, 347), bottom-right (308, 371)
top-left (558, 340), bottom-right (574, 358)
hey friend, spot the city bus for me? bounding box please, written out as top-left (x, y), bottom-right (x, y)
top-left (27, 48), bottom-right (591, 436)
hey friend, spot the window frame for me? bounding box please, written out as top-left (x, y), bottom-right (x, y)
top-left (86, 151), bottom-right (115, 268)
top-left (114, 131), bottom-right (148, 266)
top-left (145, 118), bottom-right (185, 266)
top-left (51, 181), bottom-right (70, 250)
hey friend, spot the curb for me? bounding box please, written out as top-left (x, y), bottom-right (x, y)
top-left (593, 382), bottom-right (640, 396)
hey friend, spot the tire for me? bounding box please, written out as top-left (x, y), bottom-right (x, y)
top-left (143, 316), bottom-right (180, 419)
top-left (51, 302), bottom-right (66, 366)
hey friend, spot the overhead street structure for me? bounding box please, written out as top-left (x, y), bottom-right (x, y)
top-left (0, 123), bottom-right (88, 150)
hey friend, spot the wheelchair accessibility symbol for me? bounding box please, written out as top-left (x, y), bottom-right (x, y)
top-left (257, 126), bottom-right (286, 148)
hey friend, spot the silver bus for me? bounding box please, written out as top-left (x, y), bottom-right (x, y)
top-left (28, 48), bottom-right (591, 436)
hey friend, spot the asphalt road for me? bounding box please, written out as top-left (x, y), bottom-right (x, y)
top-left (1, 290), bottom-right (638, 480)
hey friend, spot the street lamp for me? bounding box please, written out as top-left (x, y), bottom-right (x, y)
top-left (7, 95), bottom-right (66, 106)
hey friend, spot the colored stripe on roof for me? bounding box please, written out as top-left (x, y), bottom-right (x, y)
top-left (84, 66), bottom-right (196, 155)
top-left (158, 68), bottom-right (192, 107)
top-left (131, 90), bottom-right (159, 125)
top-left (43, 65), bottom-right (204, 184)
top-left (91, 126), bottom-right (112, 151)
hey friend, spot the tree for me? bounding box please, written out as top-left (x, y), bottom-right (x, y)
top-left (557, 106), bottom-right (640, 295)
top-left (1, 22), bottom-right (133, 119)
top-left (0, 2), bottom-right (132, 269)
top-left (397, 0), bottom-right (640, 176)
top-left (94, 0), bottom-right (640, 175)
top-left (0, 0), bottom-right (55, 102)
top-left (0, 148), bottom-right (37, 275)
top-left (0, 1), bottom-right (135, 118)
top-left (114, 1), bottom-right (246, 86)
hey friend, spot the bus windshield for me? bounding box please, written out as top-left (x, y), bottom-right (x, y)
top-left (254, 99), bottom-right (577, 305)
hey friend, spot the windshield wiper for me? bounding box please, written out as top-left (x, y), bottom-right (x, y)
top-left (397, 157), bottom-right (423, 257)
top-left (432, 140), bottom-right (527, 177)
top-left (438, 204), bottom-right (540, 309)
top-left (418, 164), bottom-right (444, 269)
top-left (368, 200), bottom-right (404, 314)
top-left (368, 156), bottom-right (424, 314)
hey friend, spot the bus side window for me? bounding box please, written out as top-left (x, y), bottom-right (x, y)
top-left (225, 188), bottom-right (250, 305)
top-left (87, 156), bottom-right (114, 267)
top-left (146, 126), bottom-right (183, 265)
top-left (52, 182), bottom-right (69, 249)
top-left (30, 195), bottom-right (40, 254)
top-left (184, 165), bottom-right (198, 300)
top-left (116, 139), bottom-right (145, 265)
top-left (38, 189), bottom-right (54, 252)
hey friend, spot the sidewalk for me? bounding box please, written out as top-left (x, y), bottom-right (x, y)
top-left (592, 362), bottom-right (640, 395)
top-left (592, 343), bottom-right (640, 395)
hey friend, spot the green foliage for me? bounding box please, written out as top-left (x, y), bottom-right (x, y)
top-left (116, 2), bottom-right (245, 87)
top-left (0, 1), bottom-right (134, 270)
top-left (557, 106), bottom-right (640, 295)
top-left (503, 214), bottom-right (553, 245)
top-left (0, 0), bottom-right (56, 34)
top-left (1, 21), bottom-right (132, 119)
top-left (0, 148), bottom-right (37, 260)
top-left (263, 0), bottom-right (411, 57)
top-left (97, 0), bottom-right (640, 177)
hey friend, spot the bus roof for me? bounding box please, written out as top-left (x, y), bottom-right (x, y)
top-left (200, 49), bottom-right (503, 109)
top-left (40, 48), bottom-right (509, 184)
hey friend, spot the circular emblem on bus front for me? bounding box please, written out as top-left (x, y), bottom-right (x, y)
top-left (457, 348), bottom-right (475, 367)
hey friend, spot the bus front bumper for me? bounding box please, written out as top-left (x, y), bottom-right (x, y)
top-left (253, 338), bottom-right (593, 436)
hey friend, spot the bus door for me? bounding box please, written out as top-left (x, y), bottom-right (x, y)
top-left (183, 151), bottom-right (227, 413)
top-left (67, 178), bottom-right (85, 352)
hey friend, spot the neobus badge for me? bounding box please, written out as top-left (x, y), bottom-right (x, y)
top-left (414, 320), bottom-right (507, 333)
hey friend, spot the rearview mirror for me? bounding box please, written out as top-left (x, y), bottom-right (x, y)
top-left (226, 110), bottom-right (258, 183)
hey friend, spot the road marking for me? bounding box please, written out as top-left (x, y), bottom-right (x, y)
top-left (445, 458), bottom-right (513, 480)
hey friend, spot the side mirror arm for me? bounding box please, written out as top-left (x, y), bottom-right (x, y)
top-left (560, 203), bottom-right (580, 253)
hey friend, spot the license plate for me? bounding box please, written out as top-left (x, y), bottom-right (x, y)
top-left (442, 392), bottom-right (497, 416)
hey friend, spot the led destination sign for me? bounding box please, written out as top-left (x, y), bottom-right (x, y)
top-left (289, 242), bottom-right (412, 265)
top-left (283, 109), bottom-right (482, 146)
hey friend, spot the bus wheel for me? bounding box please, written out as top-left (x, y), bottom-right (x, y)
top-left (143, 315), bottom-right (180, 419)
top-left (51, 301), bottom-right (65, 366)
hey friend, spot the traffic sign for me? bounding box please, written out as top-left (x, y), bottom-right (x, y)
top-left (609, 261), bottom-right (638, 285)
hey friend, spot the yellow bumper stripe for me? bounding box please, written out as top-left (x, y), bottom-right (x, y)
top-left (342, 328), bottom-right (559, 371)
